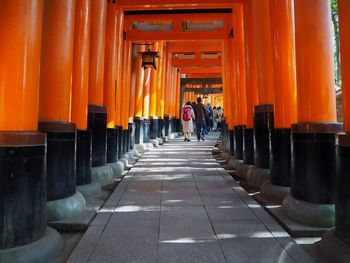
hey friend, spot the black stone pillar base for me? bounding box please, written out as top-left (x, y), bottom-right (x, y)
top-left (234, 125), bottom-right (245, 160)
top-left (129, 122), bottom-right (135, 150)
top-left (107, 128), bottom-right (118, 163)
top-left (243, 128), bottom-right (254, 165)
top-left (158, 118), bottom-right (164, 138)
top-left (134, 117), bottom-right (144, 144)
top-left (291, 122), bottom-right (342, 204)
top-left (254, 104), bottom-right (274, 169)
top-left (38, 121), bottom-right (77, 201)
top-left (170, 116), bottom-right (176, 133)
top-left (335, 134), bottom-right (350, 244)
top-left (123, 129), bottom-right (128, 154)
top-left (150, 117), bottom-right (158, 140)
top-left (260, 180), bottom-right (290, 204)
top-left (318, 228), bottom-right (350, 263)
top-left (270, 128), bottom-right (291, 187)
top-left (116, 126), bottom-right (123, 159)
top-left (175, 118), bottom-right (181, 132)
top-left (143, 118), bottom-right (150, 143)
top-left (0, 226), bottom-right (63, 263)
top-left (38, 121), bottom-right (86, 221)
top-left (164, 115), bottom-right (170, 136)
top-left (229, 130), bottom-right (235, 156)
top-left (0, 132), bottom-right (47, 249)
top-left (76, 130), bottom-right (92, 186)
top-left (88, 105), bottom-right (107, 167)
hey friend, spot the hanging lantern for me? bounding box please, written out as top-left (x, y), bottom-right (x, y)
top-left (141, 49), bottom-right (160, 70)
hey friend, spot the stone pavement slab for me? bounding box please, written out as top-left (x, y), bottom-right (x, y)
top-left (68, 133), bottom-right (313, 263)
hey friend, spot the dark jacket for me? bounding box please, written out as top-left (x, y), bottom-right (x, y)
top-left (193, 103), bottom-right (207, 121)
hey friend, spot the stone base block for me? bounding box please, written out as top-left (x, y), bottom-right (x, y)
top-left (76, 182), bottom-right (101, 199)
top-left (150, 139), bottom-right (160, 147)
top-left (268, 206), bottom-right (329, 237)
top-left (156, 137), bottom-right (164, 145)
top-left (169, 133), bottom-right (176, 139)
top-left (48, 209), bottom-right (96, 232)
top-left (91, 165), bottom-right (114, 186)
top-left (317, 228), bottom-right (350, 263)
top-left (235, 162), bottom-right (253, 180)
top-left (162, 136), bottom-right (168, 142)
top-left (47, 191), bottom-right (86, 222)
top-left (228, 158), bottom-right (243, 169)
top-left (260, 180), bottom-right (290, 204)
top-left (246, 167), bottom-right (270, 189)
top-left (107, 161), bottom-right (125, 178)
top-left (144, 142), bottom-right (154, 149)
top-left (221, 152), bottom-right (231, 162)
top-left (282, 194), bottom-right (335, 228)
top-left (0, 227), bottom-right (63, 263)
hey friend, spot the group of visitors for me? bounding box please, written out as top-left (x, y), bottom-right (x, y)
top-left (181, 97), bottom-right (224, 142)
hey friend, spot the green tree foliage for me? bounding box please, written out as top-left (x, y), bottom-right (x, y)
top-left (331, 0), bottom-right (341, 87)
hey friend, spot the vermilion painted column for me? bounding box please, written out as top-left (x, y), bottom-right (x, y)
top-left (104, 1), bottom-right (119, 168)
top-left (71, 0), bottom-right (95, 192)
top-left (251, 0), bottom-right (275, 176)
top-left (0, 1), bottom-right (63, 259)
top-left (39, 0), bottom-right (87, 221)
top-left (143, 66), bottom-right (151, 143)
top-left (87, 0), bottom-right (111, 182)
top-left (282, 0), bottom-right (342, 228)
top-left (115, 9), bottom-right (124, 126)
top-left (242, 0), bottom-right (259, 168)
top-left (164, 50), bottom-right (172, 136)
top-left (133, 45), bottom-right (145, 144)
top-left (260, 0), bottom-right (297, 203)
top-left (233, 5), bottom-right (247, 161)
top-left (319, 1), bottom-right (350, 255)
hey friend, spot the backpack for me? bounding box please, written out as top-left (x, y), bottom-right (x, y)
top-left (182, 107), bottom-right (191, 121)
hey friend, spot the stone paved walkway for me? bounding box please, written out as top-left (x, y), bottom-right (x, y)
top-left (67, 133), bottom-right (313, 263)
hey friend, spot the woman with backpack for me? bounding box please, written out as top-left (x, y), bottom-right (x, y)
top-left (181, 101), bottom-right (195, 142)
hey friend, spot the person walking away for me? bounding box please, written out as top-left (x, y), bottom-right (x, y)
top-left (217, 107), bottom-right (223, 131)
top-left (193, 97), bottom-right (207, 141)
top-left (181, 101), bottom-right (195, 142)
top-left (206, 103), bottom-right (213, 131)
top-left (212, 106), bottom-right (218, 131)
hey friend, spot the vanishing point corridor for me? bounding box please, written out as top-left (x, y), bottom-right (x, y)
top-left (67, 134), bottom-right (311, 263)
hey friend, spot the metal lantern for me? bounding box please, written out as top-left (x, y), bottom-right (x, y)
top-left (141, 49), bottom-right (160, 70)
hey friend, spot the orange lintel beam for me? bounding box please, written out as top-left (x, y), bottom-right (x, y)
top-left (119, 0), bottom-right (240, 10)
top-left (0, 0), bottom-right (43, 131)
top-left (167, 41), bottom-right (221, 53)
top-left (181, 67), bottom-right (222, 74)
top-left (185, 73), bottom-right (222, 78)
top-left (172, 57), bottom-right (221, 68)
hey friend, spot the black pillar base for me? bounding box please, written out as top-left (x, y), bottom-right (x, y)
top-left (129, 122), bottom-right (135, 150)
top-left (143, 118), bottom-right (150, 143)
top-left (270, 128), bottom-right (291, 187)
top-left (243, 128), bottom-right (254, 165)
top-left (150, 118), bottom-right (158, 140)
top-left (158, 118), bottom-right (164, 138)
top-left (116, 126), bottom-right (122, 159)
top-left (0, 132), bottom-right (46, 249)
top-left (123, 129), bottom-right (128, 154)
top-left (175, 118), bottom-right (181, 132)
top-left (38, 121), bottom-right (76, 201)
top-left (76, 130), bottom-right (92, 186)
top-left (229, 130), bottom-right (235, 156)
top-left (134, 117), bottom-right (144, 144)
top-left (335, 134), bottom-right (350, 243)
top-left (234, 125), bottom-right (245, 160)
top-left (88, 105), bottom-right (107, 167)
top-left (107, 128), bottom-right (118, 163)
top-left (164, 115), bottom-right (170, 136)
top-left (254, 104), bottom-right (274, 169)
top-left (170, 117), bottom-right (176, 133)
top-left (291, 123), bottom-right (342, 204)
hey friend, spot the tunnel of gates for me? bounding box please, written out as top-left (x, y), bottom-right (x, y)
top-left (1, 0), bottom-right (350, 262)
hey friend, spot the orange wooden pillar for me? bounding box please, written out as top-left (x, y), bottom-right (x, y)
top-left (251, 0), bottom-right (275, 170)
top-left (283, 0), bottom-right (342, 228)
top-left (87, 0), bottom-right (110, 171)
top-left (156, 42), bottom-right (165, 119)
top-left (71, 0), bottom-right (94, 188)
top-left (163, 49), bottom-right (172, 136)
top-left (0, 1), bottom-right (64, 257)
top-left (115, 9), bottom-right (124, 126)
top-left (265, 0), bottom-right (297, 195)
top-left (242, 0), bottom-right (259, 166)
top-left (39, 0), bottom-right (88, 220)
top-left (232, 5), bottom-right (247, 160)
